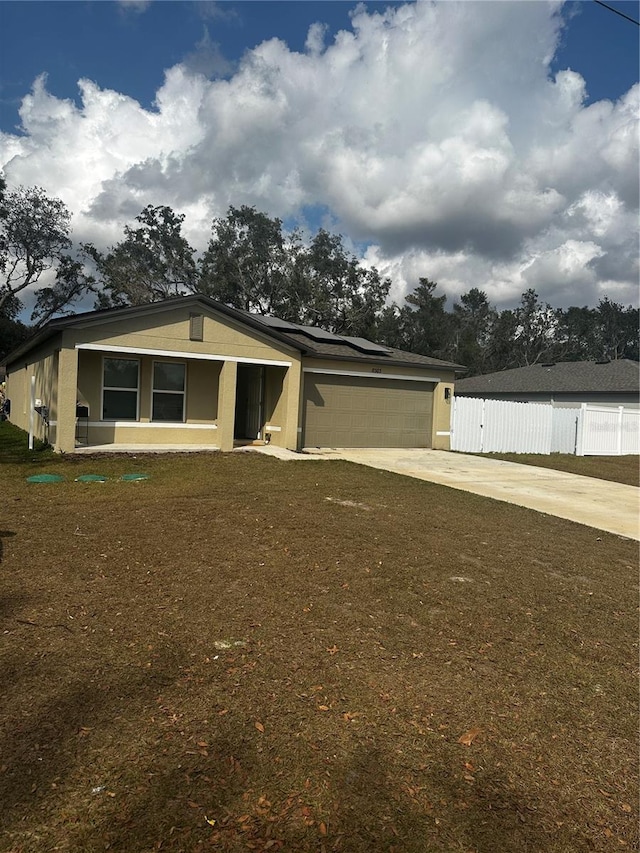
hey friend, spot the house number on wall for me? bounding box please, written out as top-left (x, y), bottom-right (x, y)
top-left (371, 367), bottom-right (382, 373)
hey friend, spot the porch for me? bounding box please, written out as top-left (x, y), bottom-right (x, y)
top-left (51, 347), bottom-right (299, 453)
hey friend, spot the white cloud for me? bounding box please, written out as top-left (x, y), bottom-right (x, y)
top-left (117, 0), bottom-right (151, 14)
top-left (0, 0), bottom-right (638, 313)
top-left (182, 27), bottom-right (235, 79)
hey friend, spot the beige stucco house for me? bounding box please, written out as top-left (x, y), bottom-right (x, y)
top-left (4, 295), bottom-right (462, 453)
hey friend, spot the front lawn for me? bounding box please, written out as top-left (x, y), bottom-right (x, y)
top-left (0, 444), bottom-right (637, 852)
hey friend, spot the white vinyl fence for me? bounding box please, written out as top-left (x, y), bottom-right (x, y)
top-left (451, 397), bottom-right (639, 456)
top-left (577, 404), bottom-right (640, 456)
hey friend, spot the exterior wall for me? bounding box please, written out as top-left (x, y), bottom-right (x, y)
top-left (76, 349), bottom-right (101, 418)
top-left (5, 336), bottom-right (61, 446)
top-left (264, 366), bottom-right (296, 448)
top-left (263, 367), bottom-right (286, 435)
top-left (431, 381), bottom-right (455, 450)
top-left (277, 360), bottom-right (302, 449)
top-left (5, 366), bottom-right (28, 432)
top-left (75, 349), bottom-right (222, 448)
top-left (300, 357), bottom-right (456, 450)
top-left (56, 347), bottom-right (79, 452)
top-left (51, 305), bottom-right (301, 452)
top-left (186, 360), bottom-right (220, 422)
top-left (65, 305), bottom-right (297, 363)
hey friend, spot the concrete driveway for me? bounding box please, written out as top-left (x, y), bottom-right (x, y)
top-left (303, 448), bottom-right (640, 541)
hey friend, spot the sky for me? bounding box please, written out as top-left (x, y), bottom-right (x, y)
top-left (0, 0), bottom-right (638, 318)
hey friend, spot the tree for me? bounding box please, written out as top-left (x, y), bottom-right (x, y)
top-left (30, 255), bottom-right (96, 327)
top-left (198, 206), bottom-right (296, 316)
top-left (293, 229), bottom-right (390, 337)
top-left (399, 277), bottom-right (452, 358)
top-left (484, 307), bottom-right (519, 371)
top-left (449, 288), bottom-right (497, 373)
top-left (555, 305), bottom-right (598, 362)
top-left (0, 314), bottom-right (30, 362)
top-left (0, 250), bottom-right (30, 360)
top-left (375, 304), bottom-right (407, 350)
top-left (198, 208), bottom-right (390, 337)
top-left (87, 205), bottom-right (198, 307)
top-left (510, 288), bottom-right (560, 367)
top-left (0, 185), bottom-right (74, 318)
top-left (593, 298), bottom-right (639, 362)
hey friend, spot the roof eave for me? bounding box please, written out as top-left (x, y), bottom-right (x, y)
top-left (302, 349), bottom-right (464, 372)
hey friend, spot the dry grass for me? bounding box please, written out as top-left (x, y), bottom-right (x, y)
top-left (476, 453), bottom-right (639, 487)
top-left (1, 428), bottom-right (638, 852)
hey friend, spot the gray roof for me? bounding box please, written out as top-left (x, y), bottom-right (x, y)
top-left (455, 360), bottom-right (640, 396)
top-left (274, 329), bottom-right (461, 370)
top-left (3, 295), bottom-right (464, 373)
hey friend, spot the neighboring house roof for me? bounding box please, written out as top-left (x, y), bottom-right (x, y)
top-left (3, 295), bottom-right (464, 373)
top-left (455, 360), bottom-right (640, 396)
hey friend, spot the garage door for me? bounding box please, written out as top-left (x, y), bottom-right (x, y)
top-left (303, 373), bottom-right (434, 448)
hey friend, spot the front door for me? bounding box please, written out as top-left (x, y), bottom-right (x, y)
top-left (234, 365), bottom-right (264, 440)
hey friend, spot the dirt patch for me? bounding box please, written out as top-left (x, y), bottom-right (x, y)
top-left (0, 443), bottom-right (637, 852)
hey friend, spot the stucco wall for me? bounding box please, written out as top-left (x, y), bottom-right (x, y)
top-left (5, 339), bottom-right (60, 445)
top-left (431, 381), bottom-right (455, 450)
top-left (65, 305), bottom-right (300, 364)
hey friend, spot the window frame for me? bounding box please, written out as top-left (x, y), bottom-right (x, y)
top-left (151, 360), bottom-right (186, 423)
top-left (101, 356), bottom-right (140, 421)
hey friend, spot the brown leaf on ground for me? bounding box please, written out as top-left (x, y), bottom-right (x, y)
top-left (458, 727), bottom-right (482, 746)
top-left (255, 721), bottom-right (265, 733)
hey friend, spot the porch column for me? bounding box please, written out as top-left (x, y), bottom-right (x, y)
top-left (217, 360), bottom-right (237, 452)
top-left (282, 361), bottom-right (301, 450)
top-left (55, 347), bottom-right (79, 453)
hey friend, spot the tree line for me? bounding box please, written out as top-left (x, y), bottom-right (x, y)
top-left (1, 181), bottom-right (638, 373)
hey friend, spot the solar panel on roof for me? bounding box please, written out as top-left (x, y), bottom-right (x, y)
top-left (341, 336), bottom-right (393, 355)
top-left (296, 325), bottom-right (345, 343)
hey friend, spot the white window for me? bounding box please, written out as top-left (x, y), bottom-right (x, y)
top-left (152, 362), bottom-right (186, 422)
top-left (102, 357), bottom-right (139, 420)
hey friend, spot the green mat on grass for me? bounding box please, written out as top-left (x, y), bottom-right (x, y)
top-left (27, 474), bottom-right (64, 483)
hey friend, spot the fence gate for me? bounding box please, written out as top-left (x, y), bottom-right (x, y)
top-left (451, 397), bottom-right (555, 454)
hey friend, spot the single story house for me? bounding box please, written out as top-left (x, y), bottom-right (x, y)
top-left (4, 295), bottom-right (463, 453)
top-left (454, 360), bottom-right (640, 409)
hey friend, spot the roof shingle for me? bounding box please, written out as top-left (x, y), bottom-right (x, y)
top-left (455, 360), bottom-right (639, 395)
